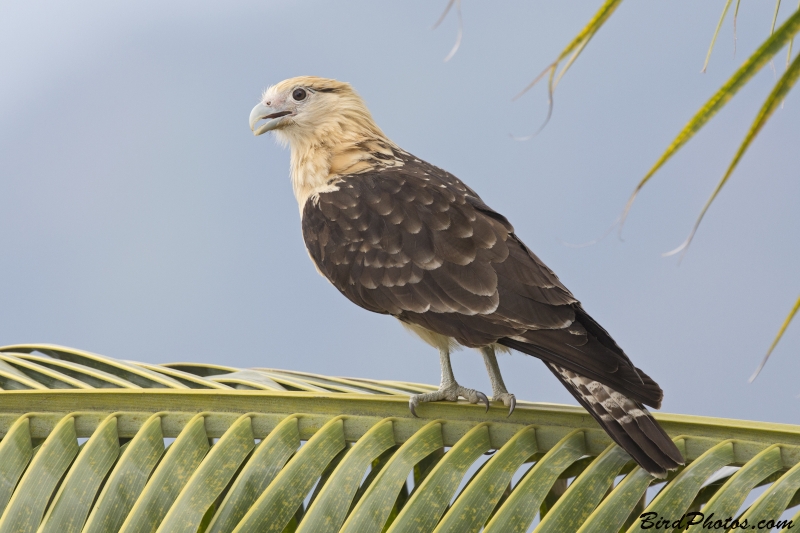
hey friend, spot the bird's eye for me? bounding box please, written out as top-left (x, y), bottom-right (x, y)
top-left (292, 88), bottom-right (307, 101)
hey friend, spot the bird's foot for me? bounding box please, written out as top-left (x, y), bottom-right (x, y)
top-left (492, 392), bottom-right (516, 417)
top-left (408, 385), bottom-right (489, 417)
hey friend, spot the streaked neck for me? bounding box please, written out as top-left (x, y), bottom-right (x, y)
top-left (288, 127), bottom-right (402, 212)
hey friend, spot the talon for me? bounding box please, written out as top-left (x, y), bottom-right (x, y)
top-left (409, 399), bottom-right (419, 418)
top-left (477, 391), bottom-right (490, 413)
top-left (507, 395), bottom-right (516, 417)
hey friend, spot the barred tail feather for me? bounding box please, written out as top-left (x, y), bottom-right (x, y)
top-left (547, 363), bottom-right (684, 478)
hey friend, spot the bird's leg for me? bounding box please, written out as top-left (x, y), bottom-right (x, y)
top-left (480, 345), bottom-right (516, 416)
top-left (408, 347), bottom-right (489, 417)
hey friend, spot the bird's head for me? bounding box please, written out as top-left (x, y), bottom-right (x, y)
top-left (249, 76), bottom-right (387, 149)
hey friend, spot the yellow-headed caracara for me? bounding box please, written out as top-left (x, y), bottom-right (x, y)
top-left (249, 76), bottom-right (684, 477)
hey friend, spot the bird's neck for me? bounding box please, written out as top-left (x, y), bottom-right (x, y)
top-left (288, 130), bottom-right (403, 212)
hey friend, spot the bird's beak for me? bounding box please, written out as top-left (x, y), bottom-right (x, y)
top-left (249, 102), bottom-right (293, 136)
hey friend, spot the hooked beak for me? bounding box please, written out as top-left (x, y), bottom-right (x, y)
top-left (249, 102), bottom-right (293, 136)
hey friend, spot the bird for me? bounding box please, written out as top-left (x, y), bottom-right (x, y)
top-left (249, 76), bottom-right (684, 478)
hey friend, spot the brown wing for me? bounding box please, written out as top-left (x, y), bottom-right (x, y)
top-left (301, 154), bottom-right (576, 319)
top-left (302, 153), bottom-right (657, 402)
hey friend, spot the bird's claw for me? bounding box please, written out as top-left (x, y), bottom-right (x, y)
top-left (409, 397), bottom-right (419, 418)
top-left (492, 392), bottom-right (517, 417)
top-left (476, 391), bottom-right (490, 413)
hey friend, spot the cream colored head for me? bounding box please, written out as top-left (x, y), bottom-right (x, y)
top-left (249, 76), bottom-right (388, 149)
top-left (249, 76), bottom-right (401, 210)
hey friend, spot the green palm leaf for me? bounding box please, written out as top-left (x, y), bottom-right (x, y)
top-left (790, 2), bottom-right (800, 66)
top-left (751, 295), bottom-right (800, 382)
top-left (665, 44), bottom-right (800, 258)
top-left (1, 344), bottom-right (800, 532)
top-left (702, 0), bottom-right (735, 73)
top-left (622, 6), bottom-right (800, 227)
top-left (513, 0), bottom-right (623, 135)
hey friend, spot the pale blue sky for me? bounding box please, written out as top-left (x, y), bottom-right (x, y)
top-left (1, 1), bottom-right (798, 424)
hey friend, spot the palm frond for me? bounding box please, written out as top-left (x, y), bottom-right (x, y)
top-left (1, 344), bottom-right (800, 531)
top-left (750, 296), bottom-right (800, 382)
top-left (734, 0), bottom-right (743, 55)
top-left (773, 0), bottom-right (784, 35)
top-left (703, 0), bottom-right (735, 73)
top-left (512, 0), bottom-right (623, 138)
top-left (790, 1), bottom-right (800, 66)
top-left (432, 0), bottom-right (463, 62)
top-left (620, 7), bottom-right (800, 230)
top-left (664, 46), bottom-right (800, 258)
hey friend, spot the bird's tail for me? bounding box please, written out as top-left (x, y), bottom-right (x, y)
top-left (546, 363), bottom-right (684, 478)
